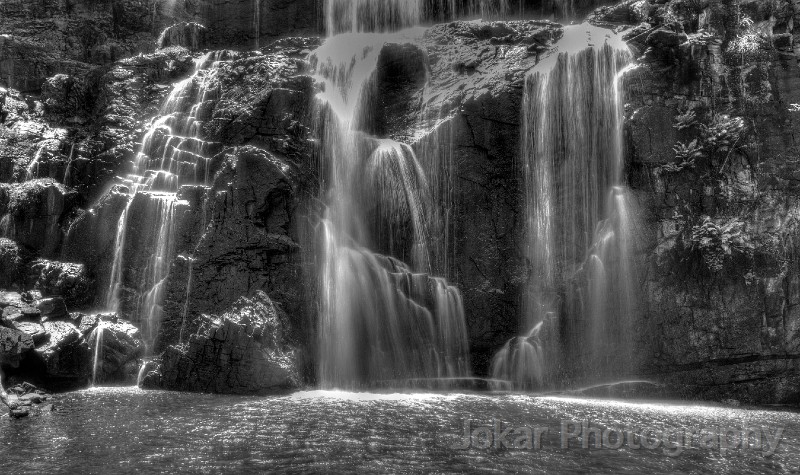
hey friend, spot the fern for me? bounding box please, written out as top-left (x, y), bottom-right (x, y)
top-left (673, 107), bottom-right (698, 130)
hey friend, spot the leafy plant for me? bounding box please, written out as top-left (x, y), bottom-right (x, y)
top-left (701, 114), bottom-right (745, 154)
top-left (728, 15), bottom-right (766, 55)
top-left (673, 107), bottom-right (698, 130)
top-left (689, 216), bottom-right (749, 272)
top-left (659, 140), bottom-right (704, 173)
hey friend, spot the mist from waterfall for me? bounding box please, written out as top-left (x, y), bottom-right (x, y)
top-left (103, 52), bottom-right (228, 356)
top-left (492, 25), bottom-right (638, 390)
top-left (313, 11), bottom-right (470, 387)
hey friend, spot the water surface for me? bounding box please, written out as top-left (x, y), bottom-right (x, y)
top-left (1, 388), bottom-right (797, 473)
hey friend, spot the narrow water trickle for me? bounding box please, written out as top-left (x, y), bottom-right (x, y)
top-left (103, 51), bottom-right (230, 356)
top-left (492, 25), bottom-right (638, 390)
top-left (253, 0), bottom-right (261, 49)
top-left (91, 324), bottom-right (105, 386)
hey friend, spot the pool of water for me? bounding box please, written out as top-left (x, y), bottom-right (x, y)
top-left (1, 387), bottom-right (798, 473)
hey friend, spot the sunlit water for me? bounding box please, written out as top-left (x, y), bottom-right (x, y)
top-left (1, 387), bottom-right (798, 473)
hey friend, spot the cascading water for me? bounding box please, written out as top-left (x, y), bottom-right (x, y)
top-left (90, 323), bottom-right (105, 386)
top-left (313, 7), bottom-right (470, 388)
top-left (253, 0), bottom-right (261, 49)
top-left (492, 24), bottom-right (638, 390)
top-left (325, 0), bottom-right (421, 34)
top-left (104, 51), bottom-right (228, 356)
top-left (325, 0), bottom-right (516, 35)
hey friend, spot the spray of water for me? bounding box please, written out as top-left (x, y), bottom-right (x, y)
top-left (492, 24), bottom-right (638, 390)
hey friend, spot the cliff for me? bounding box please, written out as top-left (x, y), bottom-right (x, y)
top-left (1, 0), bottom-right (800, 403)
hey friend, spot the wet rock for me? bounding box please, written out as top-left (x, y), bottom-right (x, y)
top-left (141, 291), bottom-right (300, 394)
top-left (0, 326), bottom-right (35, 367)
top-left (9, 321), bottom-right (48, 346)
top-left (35, 297), bottom-right (69, 321)
top-left (1, 295), bottom-right (42, 324)
top-left (157, 22), bottom-right (209, 50)
top-left (0, 180), bottom-right (78, 258)
top-left (9, 408), bottom-right (29, 418)
top-left (4, 383), bottom-right (54, 418)
top-left (0, 239), bottom-right (26, 288)
top-left (35, 321), bottom-right (91, 381)
top-left (156, 47), bottom-right (315, 350)
top-left (41, 74), bottom-right (86, 118)
top-left (89, 319), bottom-right (144, 384)
top-left (0, 291), bottom-right (25, 309)
top-left (26, 260), bottom-right (94, 307)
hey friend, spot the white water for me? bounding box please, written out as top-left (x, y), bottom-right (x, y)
top-left (253, 0), bottom-right (261, 49)
top-left (492, 25), bottom-right (638, 389)
top-left (325, 0), bottom-right (518, 34)
top-left (104, 52), bottom-right (229, 354)
top-left (90, 324), bottom-right (105, 386)
top-left (313, 21), bottom-right (469, 388)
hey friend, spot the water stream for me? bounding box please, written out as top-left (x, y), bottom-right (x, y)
top-left (492, 25), bottom-right (638, 389)
top-left (103, 52), bottom-right (228, 355)
top-left (312, 10), bottom-right (470, 387)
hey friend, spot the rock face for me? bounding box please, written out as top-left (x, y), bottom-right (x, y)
top-left (88, 318), bottom-right (144, 384)
top-left (0, 326), bottom-right (34, 368)
top-left (1, 0), bottom-right (800, 404)
top-left (603, 0), bottom-right (800, 403)
top-left (35, 320), bottom-right (90, 381)
top-left (367, 21), bottom-right (564, 374)
top-left (0, 289), bottom-right (141, 389)
top-left (141, 291), bottom-right (300, 394)
top-left (25, 259), bottom-right (94, 307)
top-left (4, 383), bottom-right (55, 419)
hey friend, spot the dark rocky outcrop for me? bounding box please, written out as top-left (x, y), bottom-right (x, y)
top-left (1, 0), bottom-right (800, 405)
top-left (0, 289), bottom-right (141, 389)
top-left (87, 317), bottom-right (144, 384)
top-left (406, 21), bottom-right (564, 374)
top-left (0, 326), bottom-right (34, 368)
top-left (25, 259), bottom-right (94, 307)
top-left (605, 0), bottom-right (800, 403)
top-left (141, 291), bottom-right (300, 394)
top-left (4, 383), bottom-right (55, 418)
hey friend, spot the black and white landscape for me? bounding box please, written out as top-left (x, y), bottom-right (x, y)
top-left (1, 0), bottom-right (799, 472)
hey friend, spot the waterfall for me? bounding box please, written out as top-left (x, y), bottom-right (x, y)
top-left (492, 25), bottom-right (637, 390)
top-left (253, 0), bottom-right (261, 49)
top-left (104, 52), bottom-right (229, 355)
top-left (312, 22), bottom-right (470, 388)
top-left (325, 0), bottom-right (421, 34)
top-left (156, 22), bottom-right (208, 50)
top-left (325, 0), bottom-right (516, 34)
top-left (91, 324), bottom-right (105, 386)
top-left (63, 142), bottom-right (76, 184)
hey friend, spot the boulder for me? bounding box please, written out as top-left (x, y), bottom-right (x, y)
top-left (26, 259), bottom-right (94, 307)
top-left (88, 319), bottom-right (144, 384)
top-left (35, 297), bottom-right (69, 321)
top-left (0, 180), bottom-right (78, 257)
top-left (0, 294), bottom-right (42, 324)
top-left (9, 321), bottom-right (48, 346)
top-left (35, 321), bottom-right (90, 380)
top-left (0, 326), bottom-right (34, 367)
top-left (4, 383), bottom-right (54, 418)
top-left (141, 291), bottom-right (300, 394)
top-left (0, 238), bottom-right (26, 288)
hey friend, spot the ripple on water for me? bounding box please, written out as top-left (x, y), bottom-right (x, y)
top-left (0, 387), bottom-right (798, 474)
